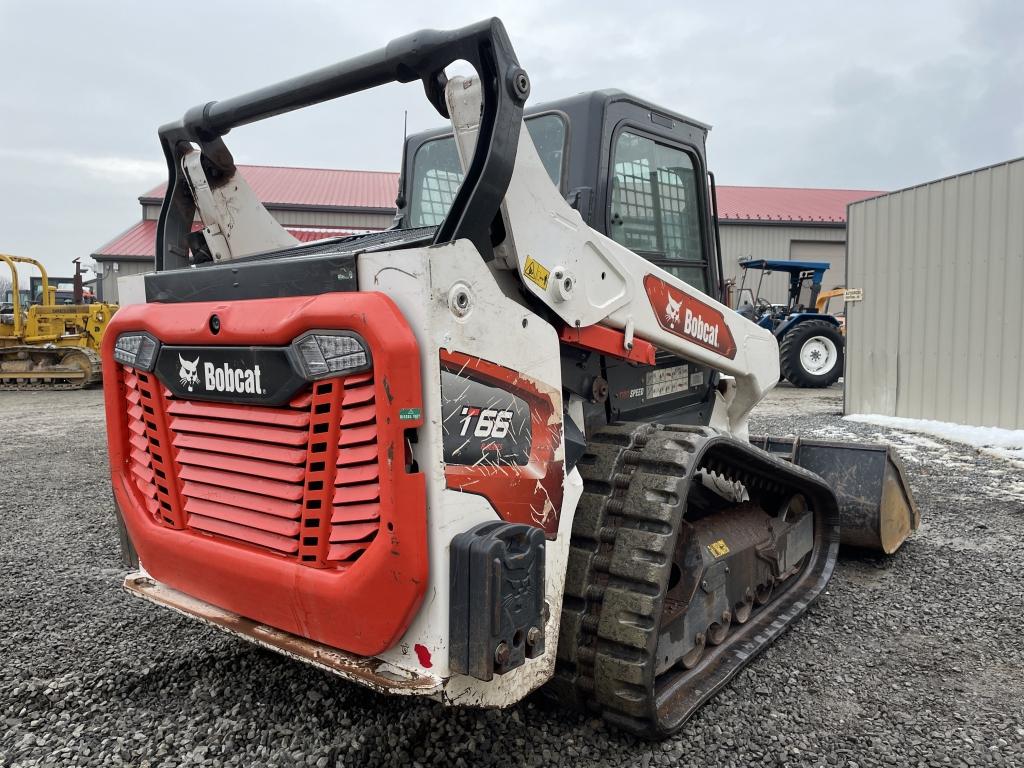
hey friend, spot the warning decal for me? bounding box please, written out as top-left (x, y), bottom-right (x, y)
top-left (707, 539), bottom-right (730, 558)
top-left (523, 256), bottom-right (550, 290)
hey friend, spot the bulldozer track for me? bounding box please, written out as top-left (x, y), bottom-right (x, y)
top-left (550, 423), bottom-right (840, 737)
top-left (0, 347), bottom-right (102, 391)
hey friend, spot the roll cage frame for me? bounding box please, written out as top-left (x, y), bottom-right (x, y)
top-left (155, 18), bottom-right (528, 271)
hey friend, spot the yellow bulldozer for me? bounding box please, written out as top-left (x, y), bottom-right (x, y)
top-left (0, 254), bottom-right (117, 390)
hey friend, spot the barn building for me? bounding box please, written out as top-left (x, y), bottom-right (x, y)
top-left (91, 166), bottom-right (399, 303)
top-left (715, 186), bottom-right (882, 305)
top-left (92, 165), bottom-right (879, 307)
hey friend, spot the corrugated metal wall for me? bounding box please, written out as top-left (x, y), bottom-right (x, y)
top-left (718, 223), bottom-right (847, 305)
top-left (845, 157), bottom-right (1024, 429)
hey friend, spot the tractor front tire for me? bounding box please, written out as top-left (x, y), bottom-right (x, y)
top-left (779, 320), bottom-right (844, 388)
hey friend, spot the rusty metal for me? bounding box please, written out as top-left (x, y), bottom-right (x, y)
top-left (123, 573), bottom-right (441, 696)
top-left (750, 436), bottom-right (920, 554)
top-left (0, 347), bottom-right (101, 390)
top-left (706, 611), bottom-right (730, 645)
top-left (494, 642), bottom-right (511, 666)
top-left (681, 633), bottom-right (705, 669)
top-left (733, 591), bottom-right (752, 623)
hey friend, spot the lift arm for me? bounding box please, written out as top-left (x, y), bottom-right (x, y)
top-left (445, 79), bottom-right (779, 438)
top-left (156, 18), bottom-right (528, 271)
top-left (155, 19), bottom-right (777, 438)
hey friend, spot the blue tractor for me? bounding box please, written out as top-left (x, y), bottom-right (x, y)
top-left (734, 259), bottom-right (845, 388)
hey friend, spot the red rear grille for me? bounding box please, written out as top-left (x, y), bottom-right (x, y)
top-left (123, 371), bottom-right (161, 520)
top-left (121, 368), bottom-right (382, 567)
top-left (330, 374), bottom-right (381, 563)
top-left (171, 395), bottom-right (310, 556)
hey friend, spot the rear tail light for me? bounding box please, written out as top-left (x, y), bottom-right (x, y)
top-left (291, 331), bottom-right (370, 379)
top-left (115, 330), bottom-right (371, 383)
top-left (113, 332), bottom-right (159, 370)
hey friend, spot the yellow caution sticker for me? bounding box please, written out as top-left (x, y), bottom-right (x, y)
top-left (707, 539), bottom-right (730, 558)
top-left (523, 256), bottom-right (550, 291)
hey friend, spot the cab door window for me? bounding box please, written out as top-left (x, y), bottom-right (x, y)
top-left (609, 130), bottom-right (707, 291)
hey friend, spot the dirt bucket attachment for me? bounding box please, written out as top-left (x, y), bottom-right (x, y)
top-left (750, 436), bottom-right (920, 554)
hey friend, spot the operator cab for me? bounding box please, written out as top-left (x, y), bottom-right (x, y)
top-left (397, 90), bottom-right (726, 427)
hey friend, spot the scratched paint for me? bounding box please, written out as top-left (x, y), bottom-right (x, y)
top-left (414, 643), bottom-right (433, 668)
top-left (359, 238), bottom-right (581, 700)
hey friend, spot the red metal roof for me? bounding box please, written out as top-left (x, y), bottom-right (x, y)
top-left (103, 165), bottom-right (879, 259)
top-left (715, 186), bottom-right (884, 224)
top-left (139, 164), bottom-right (875, 223)
top-left (141, 165), bottom-right (399, 211)
top-left (93, 220), bottom-right (370, 259)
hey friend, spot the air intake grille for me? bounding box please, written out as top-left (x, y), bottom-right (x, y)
top-left (330, 372), bottom-right (380, 564)
top-left (171, 396), bottom-right (310, 555)
top-left (120, 367), bottom-right (382, 567)
top-left (123, 371), bottom-right (161, 520)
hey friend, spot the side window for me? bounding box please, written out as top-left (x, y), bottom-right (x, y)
top-left (609, 130), bottom-right (707, 290)
top-left (410, 138), bottom-right (463, 227)
top-left (409, 114), bottom-right (566, 228)
top-left (526, 114), bottom-right (566, 188)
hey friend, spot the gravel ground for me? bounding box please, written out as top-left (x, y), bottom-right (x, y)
top-left (2, 384), bottom-right (1022, 767)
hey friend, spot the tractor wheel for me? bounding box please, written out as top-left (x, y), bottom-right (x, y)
top-left (779, 320), bottom-right (844, 388)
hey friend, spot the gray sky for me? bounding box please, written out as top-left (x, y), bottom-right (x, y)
top-left (1, 0), bottom-right (1021, 278)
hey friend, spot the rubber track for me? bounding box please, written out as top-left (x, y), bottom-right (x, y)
top-left (0, 347), bottom-right (102, 391)
top-left (550, 422), bottom-right (840, 737)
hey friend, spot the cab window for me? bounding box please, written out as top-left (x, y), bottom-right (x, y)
top-left (409, 114), bottom-right (566, 228)
top-left (609, 130), bottom-right (707, 291)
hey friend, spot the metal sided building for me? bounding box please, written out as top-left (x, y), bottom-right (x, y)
top-left (715, 186), bottom-right (882, 305)
top-left (845, 157), bottom-right (1024, 429)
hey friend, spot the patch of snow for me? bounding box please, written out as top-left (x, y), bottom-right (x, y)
top-left (807, 424), bottom-right (860, 441)
top-left (893, 433), bottom-right (945, 450)
top-left (844, 414), bottom-right (1024, 467)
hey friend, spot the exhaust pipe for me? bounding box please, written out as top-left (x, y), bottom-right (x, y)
top-left (750, 436), bottom-right (920, 554)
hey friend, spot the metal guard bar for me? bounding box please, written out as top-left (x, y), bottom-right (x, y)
top-left (155, 17), bottom-right (527, 270)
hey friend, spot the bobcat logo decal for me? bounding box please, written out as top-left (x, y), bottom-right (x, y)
top-left (643, 274), bottom-right (738, 359)
top-left (664, 294), bottom-right (682, 326)
top-left (178, 354), bottom-right (200, 392)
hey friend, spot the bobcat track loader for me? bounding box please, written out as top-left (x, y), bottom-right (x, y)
top-left (104, 19), bottom-right (919, 736)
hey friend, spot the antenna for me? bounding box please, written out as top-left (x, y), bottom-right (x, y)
top-left (394, 110), bottom-right (409, 211)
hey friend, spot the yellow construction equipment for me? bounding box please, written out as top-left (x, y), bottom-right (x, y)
top-left (815, 287), bottom-right (847, 335)
top-left (0, 254), bottom-right (116, 390)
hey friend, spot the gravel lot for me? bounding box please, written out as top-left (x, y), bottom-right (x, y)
top-left (2, 384), bottom-right (1022, 767)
